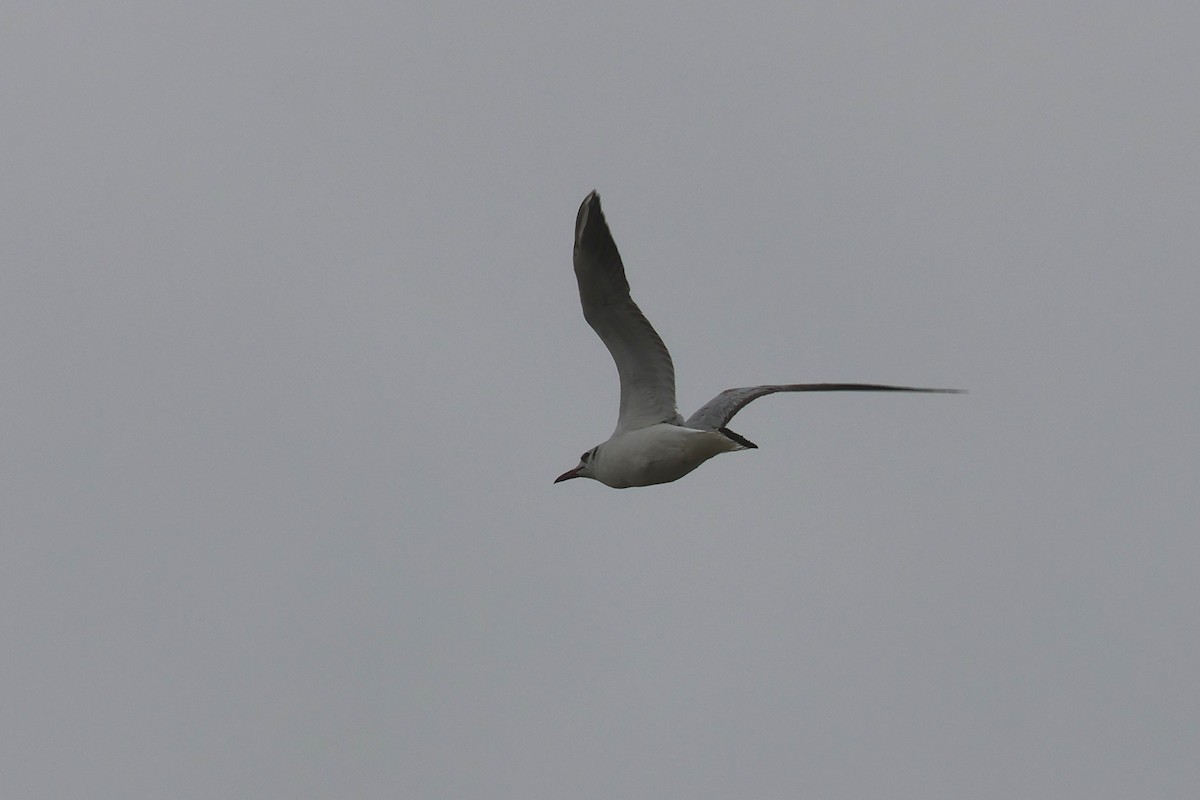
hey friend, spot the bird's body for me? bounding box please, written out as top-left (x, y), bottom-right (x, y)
top-left (555, 191), bottom-right (960, 489)
top-left (578, 423), bottom-right (748, 489)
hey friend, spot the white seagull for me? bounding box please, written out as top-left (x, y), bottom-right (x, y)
top-left (556, 191), bottom-right (961, 489)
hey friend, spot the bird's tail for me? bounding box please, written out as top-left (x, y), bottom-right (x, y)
top-left (719, 427), bottom-right (758, 450)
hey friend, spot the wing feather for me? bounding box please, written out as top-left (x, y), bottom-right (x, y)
top-left (573, 192), bottom-right (682, 434)
top-left (685, 383), bottom-right (963, 430)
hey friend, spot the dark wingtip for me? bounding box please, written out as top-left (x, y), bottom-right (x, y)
top-left (792, 383), bottom-right (965, 394)
top-left (575, 190), bottom-right (615, 255)
top-left (579, 190), bottom-right (600, 218)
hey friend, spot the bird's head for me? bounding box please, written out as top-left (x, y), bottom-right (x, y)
top-left (554, 446), bottom-right (599, 484)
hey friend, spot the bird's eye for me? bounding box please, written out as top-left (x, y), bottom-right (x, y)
top-left (580, 451), bottom-right (591, 463)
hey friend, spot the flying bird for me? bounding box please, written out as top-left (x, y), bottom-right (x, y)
top-left (556, 191), bottom-right (961, 488)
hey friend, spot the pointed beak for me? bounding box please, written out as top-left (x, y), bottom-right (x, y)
top-left (554, 467), bottom-right (581, 483)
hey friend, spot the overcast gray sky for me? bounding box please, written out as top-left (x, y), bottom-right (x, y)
top-left (4, 2), bottom-right (1198, 798)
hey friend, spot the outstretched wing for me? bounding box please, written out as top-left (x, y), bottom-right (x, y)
top-left (573, 191), bottom-right (682, 434)
top-left (684, 383), bottom-right (963, 430)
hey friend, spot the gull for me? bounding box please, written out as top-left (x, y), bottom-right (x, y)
top-left (555, 191), bottom-right (961, 489)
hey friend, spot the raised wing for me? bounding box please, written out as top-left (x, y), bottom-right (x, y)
top-left (685, 383), bottom-right (963, 430)
top-left (573, 191), bottom-right (682, 434)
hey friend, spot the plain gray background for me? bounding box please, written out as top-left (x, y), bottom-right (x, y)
top-left (4, 2), bottom-right (1197, 798)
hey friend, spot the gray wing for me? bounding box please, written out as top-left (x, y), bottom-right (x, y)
top-left (685, 383), bottom-right (963, 430)
top-left (573, 191), bottom-right (682, 434)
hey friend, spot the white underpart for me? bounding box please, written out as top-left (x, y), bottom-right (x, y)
top-left (588, 424), bottom-right (747, 489)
